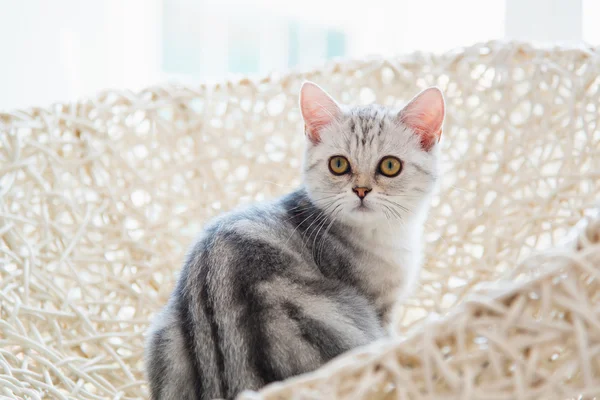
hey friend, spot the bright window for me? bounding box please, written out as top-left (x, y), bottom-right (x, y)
top-left (0, 0), bottom-right (596, 110)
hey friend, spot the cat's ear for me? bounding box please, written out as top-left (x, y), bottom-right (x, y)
top-left (300, 81), bottom-right (341, 144)
top-left (398, 87), bottom-right (445, 151)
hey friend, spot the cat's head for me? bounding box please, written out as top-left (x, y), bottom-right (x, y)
top-left (300, 81), bottom-right (444, 227)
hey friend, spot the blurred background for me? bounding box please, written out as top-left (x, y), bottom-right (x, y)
top-left (1, 0), bottom-right (599, 110)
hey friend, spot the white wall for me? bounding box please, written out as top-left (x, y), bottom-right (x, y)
top-left (1, 0), bottom-right (598, 111)
top-left (0, 0), bottom-right (161, 110)
top-left (505, 0), bottom-right (582, 42)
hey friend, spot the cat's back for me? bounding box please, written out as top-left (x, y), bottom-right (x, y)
top-left (179, 189), bottom-right (316, 298)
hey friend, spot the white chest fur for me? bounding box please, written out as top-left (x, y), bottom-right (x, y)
top-left (350, 223), bottom-right (423, 322)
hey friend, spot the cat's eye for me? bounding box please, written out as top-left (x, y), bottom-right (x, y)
top-left (329, 156), bottom-right (350, 175)
top-left (378, 156), bottom-right (402, 177)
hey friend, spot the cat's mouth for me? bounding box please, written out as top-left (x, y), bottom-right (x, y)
top-left (354, 204), bottom-right (372, 212)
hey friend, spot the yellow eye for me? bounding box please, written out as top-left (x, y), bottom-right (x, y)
top-left (379, 156), bottom-right (402, 177)
top-left (329, 156), bottom-right (350, 175)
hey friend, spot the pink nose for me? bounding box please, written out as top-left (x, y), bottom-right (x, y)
top-left (352, 187), bottom-right (372, 199)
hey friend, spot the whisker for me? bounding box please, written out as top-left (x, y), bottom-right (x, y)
top-left (283, 199), bottom-right (337, 222)
top-left (300, 201), bottom-right (340, 247)
top-left (310, 189), bottom-right (345, 194)
top-left (448, 184), bottom-right (475, 193)
top-left (283, 208), bottom-right (323, 246)
top-left (382, 209), bottom-right (394, 231)
top-left (261, 181), bottom-right (299, 189)
top-left (311, 212), bottom-right (333, 260)
top-left (302, 211), bottom-right (330, 244)
top-left (317, 205), bottom-right (343, 265)
top-left (379, 198), bottom-right (451, 247)
top-left (382, 204), bottom-right (403, 224)
top-left (380, 199), bottom-right (405, 217)
top-left (380, 197), bottom-right (411, 214)
top-left (284, 199), bottom-right (343, 248)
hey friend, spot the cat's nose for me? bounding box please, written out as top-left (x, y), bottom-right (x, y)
top-left (352, 187), bottom-right (372, 199)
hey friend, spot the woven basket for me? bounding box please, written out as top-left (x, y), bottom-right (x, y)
top-left (1, 41), bottom-right (599, 399)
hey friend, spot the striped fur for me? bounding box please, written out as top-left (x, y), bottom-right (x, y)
top-left (145, 86), bottom-right (443, 399)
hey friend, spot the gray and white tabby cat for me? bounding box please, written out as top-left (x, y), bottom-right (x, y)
top-left (145, 82), bottom-right (445, 400)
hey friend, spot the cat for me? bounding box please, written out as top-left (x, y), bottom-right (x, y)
top-left (145, 81), bottom-right (445, 400)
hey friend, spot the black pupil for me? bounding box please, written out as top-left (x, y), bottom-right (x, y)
top-left (387, 160), bottom-right (393, 169)
top-left (336, 159), bottom-right (342, 168)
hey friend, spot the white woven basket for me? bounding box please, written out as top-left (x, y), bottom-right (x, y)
top-left (0, 41), bottom-right (599, 399)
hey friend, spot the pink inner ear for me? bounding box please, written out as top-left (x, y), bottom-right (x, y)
top-left (399, 87), bottom-right (445, 151)
top-left (300, 82), bottom-right (341, 143)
